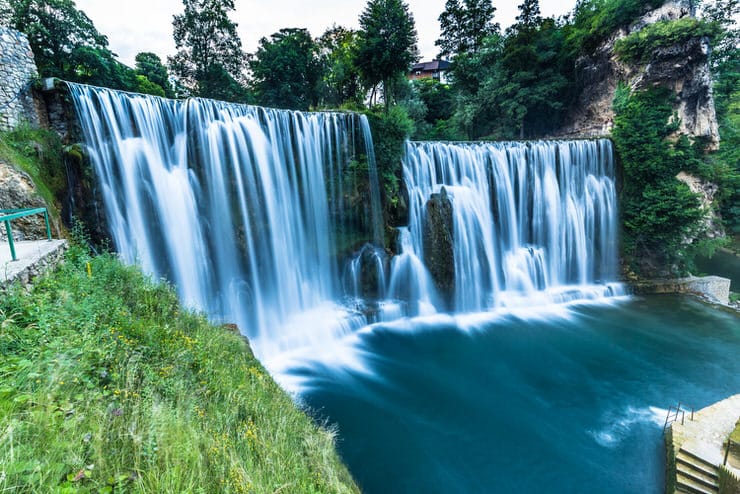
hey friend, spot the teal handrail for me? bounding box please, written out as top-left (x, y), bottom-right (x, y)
top-left (0, 208), bottom-right (52, 261)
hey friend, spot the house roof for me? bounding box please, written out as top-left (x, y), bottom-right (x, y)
top-left (411, 60), bottom-right (451, 72)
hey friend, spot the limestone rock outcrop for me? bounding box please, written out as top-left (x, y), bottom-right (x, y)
top-left (556, 0), bottom-right (719, 147)
top-left (0, 161), bottom-right (48, 241)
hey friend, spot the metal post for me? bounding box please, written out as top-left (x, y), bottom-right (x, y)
top-left (726, 440), bottom-right (731, 466)
top-left (44, 210), bottom-right (52, 240)
top-left (4, 220), bottom-right (17, 261)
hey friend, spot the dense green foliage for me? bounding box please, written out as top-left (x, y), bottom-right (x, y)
top-left (135, 53), bottom-right (173, 98)
top-left (564, 0), bottom-right (663, 55)
top-left (0, 246), bottom-right (359, 493)
top-left (612, 87), bottom-right (709, 275)
top-left (4, 0), bottom-right (107, 79)
top-left (615, 17), bottom-right (720, 63)
top-left (407, 78), bottom-right (461, 140)
top-left (169, 0), bottom-right (246, 101)
top-left (249, 28), bottom-right (324, 110)
top-left (438, 1), bottom-right (570, 139)
top-left (2, 0), bottom-right (166, 96)
top-left (436, 0), bottom-right (498, 58)
top-left (317, 27), bottom-right (365, 108)
top-left (356, 0), bottom-right (419, 108)
top-left (703, 0), bottom-right (740, 235)
top-left (365, 106), bottom-right (414, 228)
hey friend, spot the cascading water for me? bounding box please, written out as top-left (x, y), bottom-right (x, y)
top-left (69, 83), bottom-right (624, 369)
top-left (68, 83), bottom-right (381, 360)
top-left (396, 140), bottom-right (623, 312)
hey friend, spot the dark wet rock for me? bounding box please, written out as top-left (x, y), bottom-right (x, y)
top-left (423, 187), bottom-right (455, 308)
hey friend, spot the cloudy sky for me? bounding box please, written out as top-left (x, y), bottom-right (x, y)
top-left (74, 0), bottom-right (579, 67)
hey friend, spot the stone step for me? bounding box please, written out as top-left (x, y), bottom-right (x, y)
top-left (676, 464), bottom-right (719, 491)
top-left (676, 472), bottom-right (718, 494)
top-left (678, 448), bottom-right (720, 472)
top-left (676, 456), bottom-right (719, 481)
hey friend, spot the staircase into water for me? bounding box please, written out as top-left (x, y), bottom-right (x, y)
top-left (676, 448), bottom-right (719, 494)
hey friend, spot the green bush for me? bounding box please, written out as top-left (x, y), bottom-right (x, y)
top-left (612, 86), bottom-right (715, 276)
top-left (615, 18), bottom-right (720, 64)
top-left (0, 247), bottom-right (358, 493)
top-left (565, 0), bottom-right (664, 55)
top-left (365, 105), bottom-right (414, 228)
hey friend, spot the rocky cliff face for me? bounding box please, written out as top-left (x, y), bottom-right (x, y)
top-left (556, 0), bottom-right (719, 147)
top-left (0, 161), bottom-right (49, 241)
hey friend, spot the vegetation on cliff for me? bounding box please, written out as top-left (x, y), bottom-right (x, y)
top-left (0, 244), bottom-right (358, 493)
top-left (614, 17), bottom-right (720, 63)
top-left (0, 124), bottom-right (65, 217)
top-left (612, 87), bottom-right (709, 275)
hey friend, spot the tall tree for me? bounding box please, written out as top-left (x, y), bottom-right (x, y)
top-left (318, 26), bottom-right (364, 107)
top-left (436, 0), bottom-right (498, 59)
top-left (356, 0), bottom-right (419, 108)
top-left (515, 0), bottom-right (542, 30)
top-left (169, 0), bottom-right (246, 100)
top-left (6, 0), bottom-right (110, 79)
top-left (135, 52), bottom-right (174, 98)
top-left (249, 28), bottom-right (324, 110)
top-left (0, 0), bottom-right (11, 25)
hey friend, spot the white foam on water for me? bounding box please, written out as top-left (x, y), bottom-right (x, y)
top-left (590, 406), bottom-right (668, 448)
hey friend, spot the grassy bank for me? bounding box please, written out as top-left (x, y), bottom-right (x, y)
top-left (0, 246), bottom-right (358, 493)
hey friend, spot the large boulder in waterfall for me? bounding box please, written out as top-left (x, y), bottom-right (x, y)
top-left (358, 244), bottom-right (388, 301)
top-left (423, 187), bottom-right (455, 308)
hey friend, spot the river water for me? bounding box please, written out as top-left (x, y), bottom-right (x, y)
top-left (290, 296), bottom-right (739, 493)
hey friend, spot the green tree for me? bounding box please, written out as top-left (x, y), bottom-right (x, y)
top-left (700, 0), bottom-right (740, 233)
top-left (514, 0), bottom-right (541, 29)
top-left (0, 0), bottom-right (11, 25)
top-left (249, 28), bottom-right (324, 110)
top-left (500, 16), bottom-right (569, 137)
top-left (612, 87), bottom-right (707, 275)
top-left (356, 0), bottom-right (419, 109)
top-left (436, 0), bottom-right (499, 59)
top-left (135, 52), bottom-right (173, 98)
top-left (6, 0), bottom-right (110, 79)
top-left (317, 26), bottom-right (364, 108)
top-left (169, 0), bottom-right (246, 100)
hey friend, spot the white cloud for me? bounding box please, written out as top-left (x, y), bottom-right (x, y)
top-left (75, 0), bottom-right (577, 67)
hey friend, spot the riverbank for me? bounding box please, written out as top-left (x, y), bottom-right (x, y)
top-left (0, 245), bottom-right (358, 493)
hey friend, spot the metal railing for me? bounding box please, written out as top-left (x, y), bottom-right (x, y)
top-left (664, 402), bottom-right (695, 430)
top-left (0, 208), bottom-right (52, 261)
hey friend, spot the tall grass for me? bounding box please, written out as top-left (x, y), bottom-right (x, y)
top-left (0, 245), bottom-right (358, 493)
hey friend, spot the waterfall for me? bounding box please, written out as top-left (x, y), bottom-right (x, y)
top-left (69, 83), bottom-right (624, 367)
top-left (68, 83), bottom-right (382, 358)
top-left (396, 140), bottom-right (623, 312)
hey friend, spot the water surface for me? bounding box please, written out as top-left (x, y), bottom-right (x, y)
top-left (290, 296), bottom-right (740, 493)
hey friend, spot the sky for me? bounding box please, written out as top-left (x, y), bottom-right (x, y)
top-left (74, 0), bottom-right (579, 67)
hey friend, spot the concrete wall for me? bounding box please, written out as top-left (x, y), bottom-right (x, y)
top-left (0, 27), bottom-right (40, 131)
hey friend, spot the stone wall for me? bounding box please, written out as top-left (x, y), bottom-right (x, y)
top-left (633, 275), bottom-right (731, 305)
top-left (0, 27), bottom-right (40, 131)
